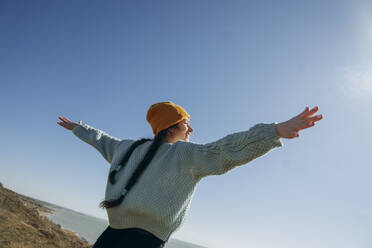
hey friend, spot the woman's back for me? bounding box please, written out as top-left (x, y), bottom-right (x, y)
top-left (105, 140), bottom-right (199, 241)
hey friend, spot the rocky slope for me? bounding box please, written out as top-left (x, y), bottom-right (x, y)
top-left (0, 183), bottom-right (91, 248)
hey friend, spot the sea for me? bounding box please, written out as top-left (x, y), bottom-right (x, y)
top-left (42, 202), bottom-right (207, 248)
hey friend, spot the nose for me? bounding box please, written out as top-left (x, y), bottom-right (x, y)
top-left (188, 125), bottom-right (193, 133)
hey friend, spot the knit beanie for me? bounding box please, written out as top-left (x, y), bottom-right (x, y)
top-left (146, 101), bottom-right (190, 136)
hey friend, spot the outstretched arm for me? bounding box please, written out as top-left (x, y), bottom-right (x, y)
top-left (177, 106), bottom-right (323, 179)
top-left (57, 116), bottom-right (121, 164)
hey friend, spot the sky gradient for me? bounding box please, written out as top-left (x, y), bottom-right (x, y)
top-left (1, 1), bottom-right (372, 247)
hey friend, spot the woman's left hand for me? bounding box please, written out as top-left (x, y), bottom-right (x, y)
top-left (275, 106), bottom-right (323, 139)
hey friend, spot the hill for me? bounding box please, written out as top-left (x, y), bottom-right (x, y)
top-left (0, 183), bottom-right (91, 248)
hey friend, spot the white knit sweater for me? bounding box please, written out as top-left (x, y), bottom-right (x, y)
top-left (72, 123), bottom-right (282, 241)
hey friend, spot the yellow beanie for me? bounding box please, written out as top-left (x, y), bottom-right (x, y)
top-left (146, 101), bottom-right (190, 136)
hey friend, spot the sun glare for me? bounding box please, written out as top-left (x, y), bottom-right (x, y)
top-left (340, 3), bottom-right (372, 99)
top-left (342, 66), bottom-right (372, 98)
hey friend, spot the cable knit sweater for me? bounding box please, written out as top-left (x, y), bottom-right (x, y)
top-left (72, 123), bottom-right (282, 242)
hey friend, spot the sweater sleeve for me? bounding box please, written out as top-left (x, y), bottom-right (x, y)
top-left (72, 124), bottom-right (121, 164)
top-left (176, 123), bottom-right (283, 179)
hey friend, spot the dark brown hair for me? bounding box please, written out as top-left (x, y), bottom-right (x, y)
top-left (99, 122), bottom-right (179, 209)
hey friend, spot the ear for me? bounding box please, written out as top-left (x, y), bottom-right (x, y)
top-left (167, 125), bottom-right (178, 136)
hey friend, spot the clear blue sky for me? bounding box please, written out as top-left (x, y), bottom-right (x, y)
top-left (1, 1), bottom-right (372, 247)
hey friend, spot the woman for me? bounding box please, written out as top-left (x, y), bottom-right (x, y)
top-left (57, 101), bottom-right (322, 248)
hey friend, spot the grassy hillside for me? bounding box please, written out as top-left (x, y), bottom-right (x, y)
top-left (0, 183), bottom-right (91, 248)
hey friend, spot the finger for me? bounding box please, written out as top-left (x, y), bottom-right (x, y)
top-left (298, 116), bottom-right (321, 130)
top-left (306, 114), bottom-right (323, 123)
top-left (296, 106), bottom-right (309, 118)
top-left (58, 116), bottom-right (66, 122)
top-left (60, 116), bottom-right (71, 123)
top-left (303, 106), bottom-right (319, 118)
top-left (299, 106), bottom-right (315, 119)
top-left (297, 121), bottom-right (314, 131)
top-left (58, 116), bottom-right (69, 123)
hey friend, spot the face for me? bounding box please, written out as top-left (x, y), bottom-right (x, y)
top-left (169, 118), bottom-right (193, 142)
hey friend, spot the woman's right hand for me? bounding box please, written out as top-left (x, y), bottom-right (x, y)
top-left (57, 116), bottom-right (82, 131)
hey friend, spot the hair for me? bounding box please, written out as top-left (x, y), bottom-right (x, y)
top-left (99, 122), bottom-right (179, 209)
